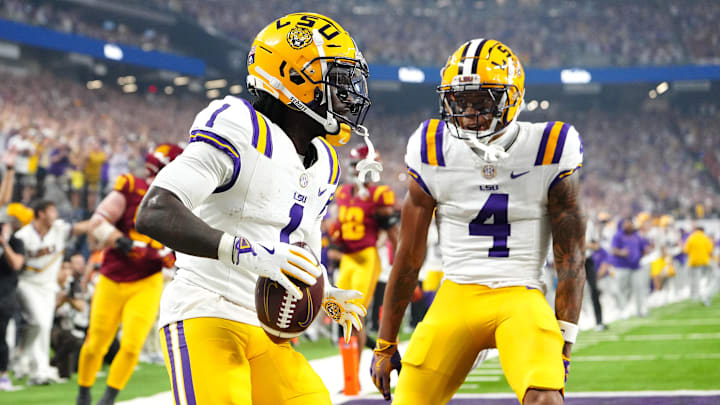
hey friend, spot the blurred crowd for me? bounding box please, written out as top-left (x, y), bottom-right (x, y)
top-left (0, 71), bottom-right (202, 221)
top-left (132, 0), bottom-right (719, 67)
top-left (2, 0), bottom-right (719, 67)
top-left (0, 0), bottom-right (171, 52)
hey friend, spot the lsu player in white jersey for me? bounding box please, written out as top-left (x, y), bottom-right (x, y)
top-left (136, 13), bottom-right (372, 405)
top-left (371, 39), bottom-right (586, 405)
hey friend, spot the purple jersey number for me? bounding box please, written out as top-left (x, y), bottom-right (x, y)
top-left (469, 193), bottom-right (510, 257)
top-left (206, 103), bottom-right (230, 128)
top-left (280, 203), bottom-right (304, 243)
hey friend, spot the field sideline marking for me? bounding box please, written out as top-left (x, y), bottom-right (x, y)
top-left (358, 390), bottom-right (720, 400)
top-left (574, 353), bottom-right (720, 362)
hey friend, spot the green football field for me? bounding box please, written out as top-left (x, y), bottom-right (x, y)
top-left (2, 299), bottom-right (719, 404)
top-left (458, 299), bottom-right (720, 394)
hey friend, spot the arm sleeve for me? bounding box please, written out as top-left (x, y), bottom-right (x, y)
top-left (405, 123), bottom-right (437, 199)
top-left (9, 236), bottom-right (24, 256)
top-left (549, 124), bottom-right (584, 190)
top-left (150, 142), bottom-right (234, 210)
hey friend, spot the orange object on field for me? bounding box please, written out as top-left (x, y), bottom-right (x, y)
top-left (339, 336), bottom-right (360, 395)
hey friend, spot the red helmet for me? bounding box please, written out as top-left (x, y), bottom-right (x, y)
top-left (348, 144), bottom-right (380, 183)
top-left (146, 143), bottom-right (183, 177)
top-left (349, 144), bottom-right (370, 162)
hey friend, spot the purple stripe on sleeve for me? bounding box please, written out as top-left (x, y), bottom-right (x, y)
top-left (548, 165), bottom-right (582, 191)
top-left (177, 321), bottom-right (197, 405)
top-left (318, 138), bottom-right (336, 184)
top-left (407, 166), bottom-right (433, 198)
top-left (261, 116), bottom-right (273, 158)
top-left (551, 123), bottom-right (570, 164)
top-left (535, 122), bottom-right (554, 166)
top-left (239, 99), bottom-right (260, 149)
top-left (163, 325), bottom-right (181, 405)
top-left (188, 130), bottom-right (241, 193)
top-left (435, 123), bottom-right (445, 167)
top-left (420, 120), bottom-right (430, 165)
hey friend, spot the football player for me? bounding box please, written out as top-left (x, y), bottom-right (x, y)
top-left (370, 39), bottom-right (586, 405)
top-left (333, 144), bottom-right (399, 392)
top-left (135, 13), bottom-right (371, 405)
top-left (76, 144), bottom-right (182, 405)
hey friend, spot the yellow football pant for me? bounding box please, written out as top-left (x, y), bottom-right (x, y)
top-left (337, 246), bottom-right (381, 308)
top-left (395, 280), bottom-right (565, 404)
top-left (160, 317), bottom-right (330, 405)
top-left (422, 270), bottom-right (444, 292)
top-left (78, 272), bottom-right (163, 389)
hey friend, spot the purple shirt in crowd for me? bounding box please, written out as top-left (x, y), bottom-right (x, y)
top-left (48, 147), bottom-right (70, 177)
top-left (610, 231), bottom-right (645, 270)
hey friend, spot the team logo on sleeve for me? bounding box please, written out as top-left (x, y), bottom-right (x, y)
top-left (287, 26), bottom-right (313, 50)
top-left (482, 165), bottom-right (497, 179)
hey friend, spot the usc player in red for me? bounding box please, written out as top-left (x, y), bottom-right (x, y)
top-left (76, 144), bottom-right (182, 405)
top-left (332, 144), bottom-right (399, 393)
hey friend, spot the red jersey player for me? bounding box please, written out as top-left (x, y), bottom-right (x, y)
top-left (332, 144), bottom-right (399, 394)
top-left (76, 144), bottom-right (182, 405)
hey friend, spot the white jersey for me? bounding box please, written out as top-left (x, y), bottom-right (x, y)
top-left (419, 216), bottom-right (442, 281)
top-left (152, 96), bottom-right (340, 327)
top-left (15, 219), bottom-right (72, 288)
top-left (405, 119), bottom-right (583, 289)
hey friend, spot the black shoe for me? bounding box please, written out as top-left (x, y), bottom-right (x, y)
top-left (76, 388), bottom-right (91, 405)
top-left (96, 386), bottom-right (119, 405)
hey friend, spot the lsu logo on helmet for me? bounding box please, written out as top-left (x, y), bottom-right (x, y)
top-left (287, 26), bottom-right (313, 49)
top-left (246, 13), bottom-right (371, 147)
top-left (438, 38), bottom-right (525, 140)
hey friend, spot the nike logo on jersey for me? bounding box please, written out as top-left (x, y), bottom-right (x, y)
top-left (258, 243), bottom-right (275, 255)
top-left (510, 170), bottom-right (530, 179)
top-left (318, 188), bottom-right (327, 197)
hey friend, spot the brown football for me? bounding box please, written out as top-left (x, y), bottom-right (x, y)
top-left (255, 241), bottom-right (325, 344)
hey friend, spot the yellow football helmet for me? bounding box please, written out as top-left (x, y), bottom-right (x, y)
top-left (246, 13), bottom-right (370, 146)
top-left (438, 38), bottom-right (525, 141)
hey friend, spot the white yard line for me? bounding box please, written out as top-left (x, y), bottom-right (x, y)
top-left (573, 353), bottom-right (720, 362)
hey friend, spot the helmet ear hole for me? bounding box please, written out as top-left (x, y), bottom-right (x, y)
top-left (288, 68), bottom-right (305, 85)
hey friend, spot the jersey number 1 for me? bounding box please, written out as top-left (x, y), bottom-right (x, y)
top-left (469, 193), bottom-right (510, 257)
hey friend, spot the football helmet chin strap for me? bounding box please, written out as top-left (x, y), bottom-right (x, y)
top-left (252, 64), bottom-right (341, 134)
top-left (463, 121), bottom-right (520, 162)
top-left (354, 126), bottom-right (382, 183)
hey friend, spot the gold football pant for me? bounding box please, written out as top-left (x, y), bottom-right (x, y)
top-left (337, 246), bottom-right (382, 308)
top-left (394, 280), bottom-right (565, 404)
top-left (78, 272), bottom-right (163, 389)
top-left (160, 317), bottom-right (330, 405)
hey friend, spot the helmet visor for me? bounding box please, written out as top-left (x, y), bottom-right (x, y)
top-left (304, 57), bottom-right (371, 130)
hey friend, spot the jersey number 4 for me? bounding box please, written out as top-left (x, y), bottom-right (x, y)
top-left (469, 193), bottom-right (510, 257)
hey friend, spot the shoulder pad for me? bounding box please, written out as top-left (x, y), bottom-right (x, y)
top-left (534, 121), bottom-right (574, 166)
top-left (419, 119), bottom-right (446, 167)
top-left (315, 136), bottom-right (341, 186)
top-left (189, 96), bottom-right (273, 160)
top-left (373, 185), bottom-right (396, 206)
top-left (113, 174), bottom-right (136, 194)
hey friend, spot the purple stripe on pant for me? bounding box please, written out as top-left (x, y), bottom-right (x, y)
top-left (163, 325), bottom-right (181, 405)
top-left (176, 321), bottom-right (197, 405)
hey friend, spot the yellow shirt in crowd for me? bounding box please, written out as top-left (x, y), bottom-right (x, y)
top-left (684, 230), bottom-right (714, 267)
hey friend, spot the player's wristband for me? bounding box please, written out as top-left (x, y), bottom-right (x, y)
top-left (375, 338), bottom-right (398, 351)
top-left (558, 320), bottom-right (579, 344)
top-left (218, 232), bottom-right (238, 266)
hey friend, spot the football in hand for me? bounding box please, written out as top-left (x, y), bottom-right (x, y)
top-left (255, 241), bottom-right (325, 344)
